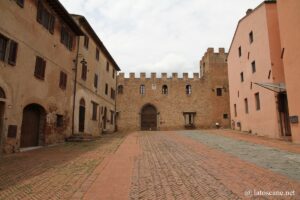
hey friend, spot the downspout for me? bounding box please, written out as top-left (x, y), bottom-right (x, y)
top-left (72, 36), bottom-right (80, 135)
top-left (114, 70), bottom-right (118, 132)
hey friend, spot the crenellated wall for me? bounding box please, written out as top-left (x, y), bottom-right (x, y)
top-left (116, 48), bottom-right (230, 131)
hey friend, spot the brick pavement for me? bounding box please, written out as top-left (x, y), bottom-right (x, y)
top-left (130, 131), bottom-right (300, 200)
top-left (0, 133), bottom-right (125, 200)
top-left (0, 130), bottom-right (299, 200)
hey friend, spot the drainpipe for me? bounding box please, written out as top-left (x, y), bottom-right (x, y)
top-left (72, 36), bottom-right (80, 135)
top-left (114, 70), bottom-right (118, 132)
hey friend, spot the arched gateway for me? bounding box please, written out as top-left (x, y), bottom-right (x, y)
top-left (141, 104), bottom-right (157, 131)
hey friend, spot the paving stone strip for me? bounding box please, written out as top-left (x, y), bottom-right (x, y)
top-left (178, 130), bottom-right (300, 181)
top-left (130, 132), bottom-right (240, 200)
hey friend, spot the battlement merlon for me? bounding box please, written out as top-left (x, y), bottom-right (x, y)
top-left (151, 73), bottom-right (156, 79)
top-left (140, 72), bottom-right (146, 79)
top-left (118, 72), bottom-right (125, 79)
top-left (117, 72), bottom-right (200, 80)
top-left (129, 72), bottom-right (135, 79)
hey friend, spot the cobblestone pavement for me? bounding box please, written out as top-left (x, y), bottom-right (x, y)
top-left (0, 130), bottom-right (300, 200)
top-left (0, 133), bottom-right (125, 200)
top-left (130, 131), bottom-right (300, 200)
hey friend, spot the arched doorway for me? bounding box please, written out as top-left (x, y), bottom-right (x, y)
top-left (21, 104), bottom-right (46, 148)
top-left (141, 104), bottom-right (157, 131)
top-left (0, 87), bottom-right (6, 148)
top-left (79, 98), bottom-right (85, 132)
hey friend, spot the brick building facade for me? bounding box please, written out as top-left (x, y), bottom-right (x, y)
top-left (116, 48), bottom-right (230, 131)
top-left (0, 0), bottom-right (119, 153)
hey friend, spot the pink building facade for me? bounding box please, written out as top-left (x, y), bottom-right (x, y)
top-left (277, 0), bottom-right (300, 143)
top-left (228, 1), bottom-right (291, 140)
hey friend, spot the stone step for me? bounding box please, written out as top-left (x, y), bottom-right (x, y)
top-left (66, 133), bottom-right (99, 142)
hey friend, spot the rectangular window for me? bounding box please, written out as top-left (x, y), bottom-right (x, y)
top-left (111, 88), bottom-right (115, 100)
top-left (36, 1), bottom-right (55, 34)
top-left (92, 102), bottom-right (98, 121)
top-left (8, 40), bottom-right (18, 66)
top-left (112, 69), bottom-right (115, 79)
top-left (249, 31), bottom-right (254, 43)
top-left (234, 104), bottom-right (237, 117)
top-left (255, 93), bottom-right (261, 110)
top-left (110, 110), bottom-right (114, 125)
top-left (94, 74), bottom-right (98, 88)
top-left (216, 88), bottom-right (222, 96)
top-left (105, 83), bottom-right (108, 95)
top-left (56, 114), bottom-right (64, 127)
top-left (61, 27), bottom-right (73, 50)
top-left (16, 0), bottom-right (24, 8)
top-left (96, 48), bottom-right (100, 61)
top-left (84, 36), bottom-right (89, 49)
top-left (0, 35), bottom-right (8, 61)
top-left (59, 71), bottom-right (67, 89)
top-left (106, 61), bottom-right (109, 71)
top-left (34, 56), bottom-right (46, 80)
top-left (240, 72), bottom-right (244, 82)
top-left (223, 114), bottom-right (228, 119)
top-left (81, 63), bottom-right (87, 80)
top-left (238, 46), bottom-right (242, 57)
top-left (251, 61), bottom-right (256, 73)
top-left (244, 98), bottom-right (249, 114)
top-left (140, 85), bottom-right (145, 95)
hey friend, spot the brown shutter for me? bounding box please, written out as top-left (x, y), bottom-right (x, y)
top-left (8, 40), bottom-right (18, 66)
top-left (68, 35), bottom-right (73, 50)
top-left (37, 1), bottom-right (43, 23)
top-left (42, 59), bottom-right (46, 79)
top-left (49, 15), bottom-right (55, 34)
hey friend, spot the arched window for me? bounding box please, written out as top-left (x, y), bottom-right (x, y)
top-left (162, 85), bottom-right (168, 95)
top-left (80, 98), bottom-right (85, 107)
top-left (140, 85), bottom-right (145, 95)
top-left (0, 87), bottom-right (5, 99)
top-left (186, 85), bottom-right (192, 95)
top-left (118, 85), bottom-right (124, 94)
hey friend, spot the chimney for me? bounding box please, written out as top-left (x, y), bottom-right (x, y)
top-left (246, 9), bottom-right (253, 15)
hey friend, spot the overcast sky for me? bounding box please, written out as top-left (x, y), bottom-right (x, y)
top-left (61, 0), bottom-right (262, 77)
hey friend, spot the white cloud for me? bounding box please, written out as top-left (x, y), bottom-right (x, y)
top-left (61, 0), bottom-right (263, 74)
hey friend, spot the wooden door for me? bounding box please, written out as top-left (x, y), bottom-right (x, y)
top-left (21, 106), bottom-right (40, 147)
top-left (79, 106), bottom-right (85, 132)
top-left (141, 105), bottom-right (157, 131)
top-left (0, 102), bottom-right (4, 145)
top-left (103, 107), bottom-right (107, 129)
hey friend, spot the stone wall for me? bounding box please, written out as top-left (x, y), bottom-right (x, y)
top-left (116, 48), bottom-right (230, 131)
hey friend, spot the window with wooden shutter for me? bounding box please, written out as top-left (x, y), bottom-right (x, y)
top-left (16, 0), bottom-right (24, 8)
top-left (37, 1), bottom-right (43, 23)
top-left (92, 102), bottom-right (98, 120)
top-left (106, 61), bottom-right (109, 71)
top-left (96, 48), bottom-right (100, 61)
top-left (94, 74), bottom-right (98, 88)
top-left (0, 35), bottom-right (8, 61)
top-left (61, 27), bottom-right (73, 50)
top-left (59, 71), bottom-right (67, 89)
top-left (8, 40), bottom-right (18, 66)
top-left (49, 15), bottom-right (55, 34)
top-left (34, 56), bottom-right (46, 80)
top-left (81, 63), bottom-right (87, 80)
top-left (36, 1), bottom-right (55, 34)
top-left (105, 84), bottom-right (108, 95)
top-left (84, 36), bottom-right (89, 49)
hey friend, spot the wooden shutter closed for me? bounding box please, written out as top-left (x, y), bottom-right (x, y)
top-left (8, 40), bottom-right (18, 66)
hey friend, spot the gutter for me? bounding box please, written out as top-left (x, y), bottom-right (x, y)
top-left (71, 36), bottom-right (80, 135)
